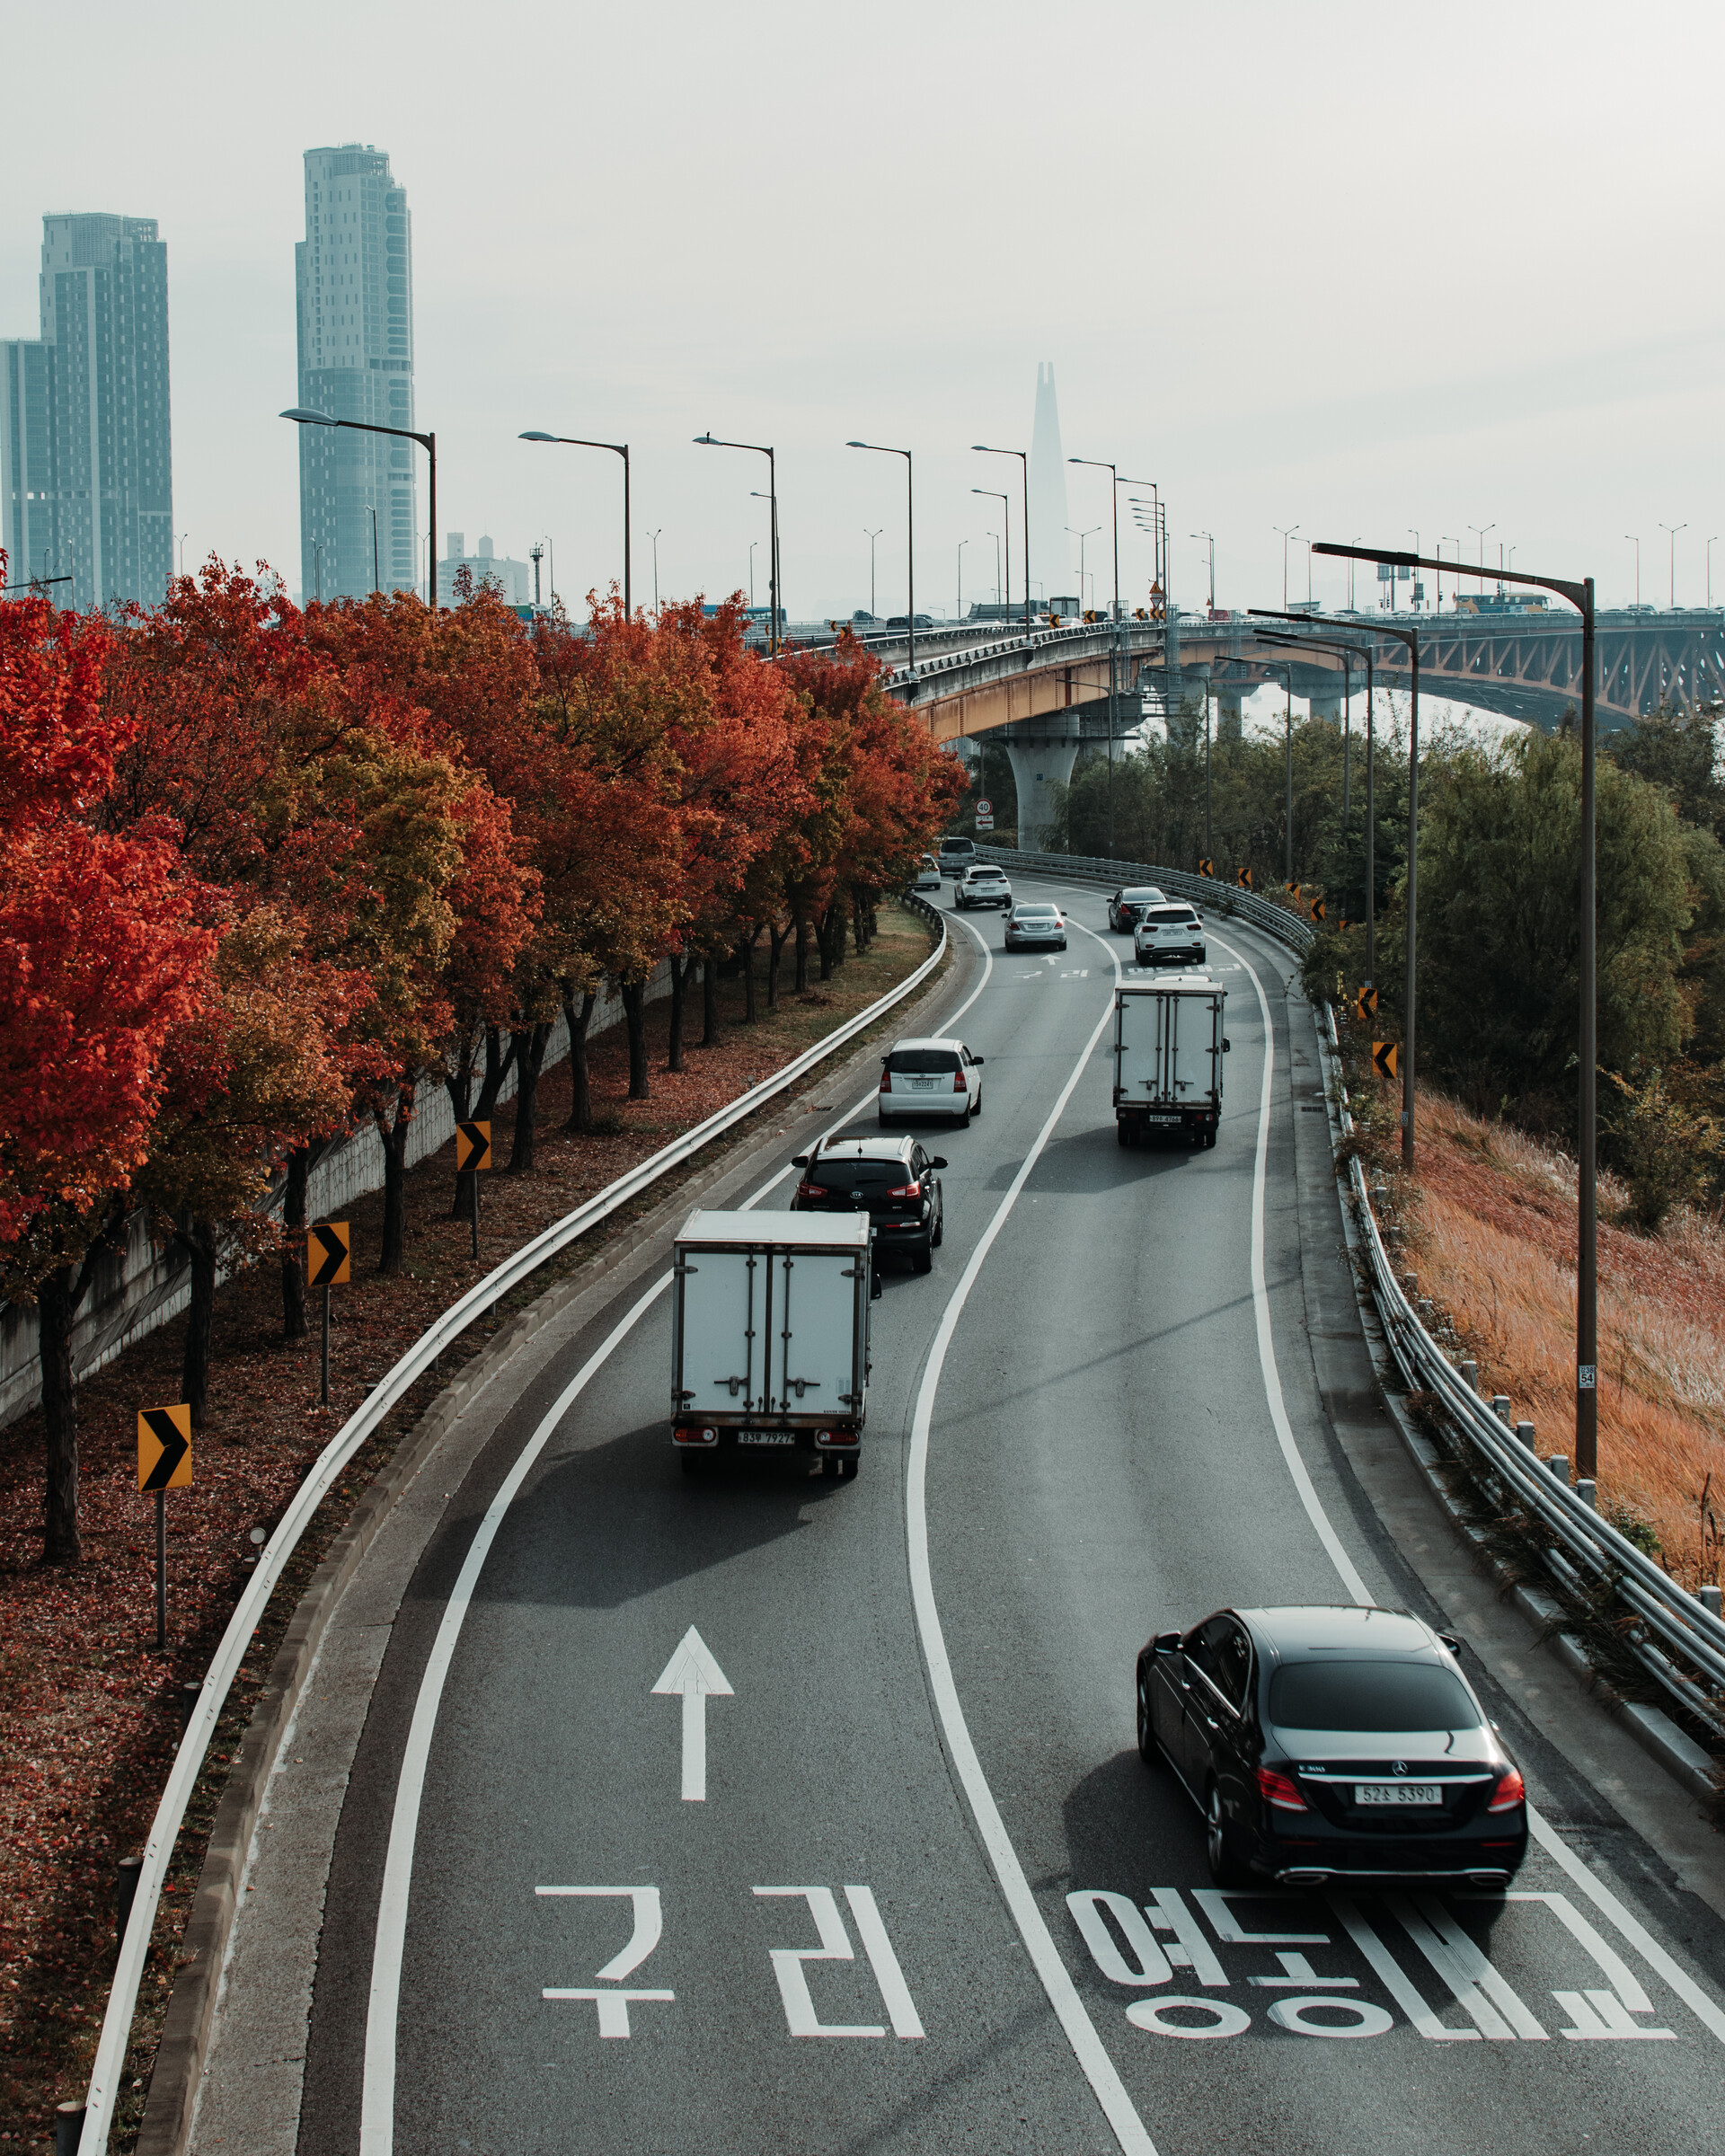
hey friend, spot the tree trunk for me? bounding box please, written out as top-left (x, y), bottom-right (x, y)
top-left (739, 928), bottom-right (762, 1024)
top-left (508, 1021), bottom-right (553, 1171)
top-left (376, 1084), bottom-right (415, 1275)
top-left (668, 954), bottom-right (688, 1073)
top-left (767, 919), bottom-right (790, 1011)
top-left (703, 955), bottom-right (720, 1046)
top-left (449, 1025), bottom-right (518, 1216)
top-left (794, 915), bottom-right (810, 994)
top-left (39, 1262), bottom-right (85, 1565)
top-left (562, 985), bottom-right (598, 1132)
top-left (281, 1145), bottom-right (309, 1339)
top-left (621, 978), bottom-right (650, 1100)
top-left (177, 1216), bottom-right (219, 1428)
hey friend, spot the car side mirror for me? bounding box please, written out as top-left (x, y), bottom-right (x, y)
top-left (792, 1154), bottom-right (809, 1167)
top-left (1438, 1631), bottom-right (1464, 1657)
top-left (1221, 1038), bottom-right (1231, 1052)
top-left (928, 1156), bottom-right (947, 1171)
top-left (972, 1056), bottom-right (985, 1066)
top-left (1153, 1631), bottom-right (1181, 1655)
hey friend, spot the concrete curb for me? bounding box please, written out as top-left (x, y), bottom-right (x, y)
top-left (1312, 1002), bottom-right (1721, 1815)
top-left (137, 926), bottom-right (968, 2156)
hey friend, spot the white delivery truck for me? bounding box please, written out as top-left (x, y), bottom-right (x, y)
top-left (670, 1210), bottom-right (874, 1477)
top-left (1113, 976), bottom-right (1229, 1148)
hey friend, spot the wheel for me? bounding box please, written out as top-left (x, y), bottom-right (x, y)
top-left (839, 1454), bottom-right (859, 1480)
top-left (931, 1209), bottom-right (943, 1249)
top-left (822, 1453), bottom-right (842, 1479)
top-left (1198, 950), bottom-right (1208, 965)
top-left (680, 1452), bottom-right (703, 1477)
top-left (1137, 1672), bottom-right (1157, 1765)
top-left (1204, 1129), bottom-right (1217, 1150)
top-left (911, 1239), bottom-right (933, 1274)
top-left (878, 1111), bottom-right (895, 1127)
top-left (1206, 1782), bottom-right (1247, 1886)
top-left (1117, 1121), bottom-right (1130, 1147)
top-left (970, 1088), bottom-right (982, 1118)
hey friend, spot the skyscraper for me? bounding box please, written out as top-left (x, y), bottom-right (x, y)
top-left (1027, 361), bottom-right (1069, 611)
top-left (294, 145), bottom-right (418, 605)
top-left (1, 213), bottom-right (172, 609)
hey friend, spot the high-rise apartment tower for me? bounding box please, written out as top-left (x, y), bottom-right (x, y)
top-left (1, 213), bottom-right (173, 609)
top-left (294, 145), bottom-right (418, 604)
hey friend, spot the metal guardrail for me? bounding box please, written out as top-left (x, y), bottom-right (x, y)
top-left (73, 900), bottom-right (950, 2152)
top-left (877, 618), bottom-right (1165, 695)
top-left (1321, 1007), bottom-right (1725, 1745)
top-left (973, 844), bottom-right (1318, 955)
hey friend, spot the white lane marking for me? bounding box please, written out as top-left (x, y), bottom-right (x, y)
top-left (753, 1888), bottom-right (886, 2037)
top-left (905, 968), bottom-right (1157, 2155)
top-left (650, 1625), bottom-right (734, 1802)
top-left (1208, 909), bottom-right (1725, 2049)
top-left (359, 1275), bottom-right (672, 2148)
top-left (845, 1886), bottom-right (926, 2038)
top-left (1210, 928), bottom-right (1373, 1604)
top-left (359, 910), bottom-right (1003, 2147)
top-left (535, 1885), bottom-right (662, 1980)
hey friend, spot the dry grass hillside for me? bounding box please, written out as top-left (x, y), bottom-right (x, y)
top-left (1393, 1090), bottom-right (1724, 1590)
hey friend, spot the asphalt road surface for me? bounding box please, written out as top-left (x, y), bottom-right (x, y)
top-left (296, 875), bottom-right (1725, 2156)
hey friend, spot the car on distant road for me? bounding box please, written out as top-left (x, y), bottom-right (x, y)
top-left (909, 853), bottom-right (942, 892)
top-left (1137, 1604), bottom-right (1528, 1888)
top-left (1108, 884), bottom-right (1167, 932)
top-left (1004, 902), bottom-right (1066, 950)
top-left (878, 1037), bottom-right (984, 1126)
top-left (792, 1133), bottom-right (946, 1273)
top-left (956, 863), bottom-right (1013, 909)
top-left (1133, 902), bottom-right (1206, 968)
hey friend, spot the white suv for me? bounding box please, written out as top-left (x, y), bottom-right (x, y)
top-left (956, 864), bottom-right (1013, 909)
top-left (878, 1037), bottom-right (985, 1124)
top-left (1133, 902), bottom-right (1207, 968)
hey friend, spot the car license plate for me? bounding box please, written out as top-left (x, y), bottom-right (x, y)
top-left (739, 1432), bottom-right (798, 1446)
top-left (910, 1078), bottom-right (937, 1090)
top-left (1356, 1782), bottom-right (1441, 1806)
top-left (1145, 1113), bottom-right (1179, 1124)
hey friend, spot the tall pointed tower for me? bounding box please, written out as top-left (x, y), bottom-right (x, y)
top-left (1027, 361), bottom-right (1069, 612)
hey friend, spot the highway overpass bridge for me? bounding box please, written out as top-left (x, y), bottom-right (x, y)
top-left (836, 606), bottom-right (1725, 844)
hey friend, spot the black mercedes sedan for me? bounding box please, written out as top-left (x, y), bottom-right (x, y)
top-left (1136, 1604), bottom-right (1528, 1888)
top-left (792, 1134), bottom-right (945, 1273)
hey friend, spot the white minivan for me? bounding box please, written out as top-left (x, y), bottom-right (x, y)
top-left (878, 1037), bottom-right (985, 1125)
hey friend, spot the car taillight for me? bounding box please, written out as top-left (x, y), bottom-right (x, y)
top-left (885, 1181), bottom-right (921, 1199)
top-left (880, 1068), bottom-right (891, 1091)
top-left (1487, 1767), bottom-right (1526, 1813)
top-left (1255, 1766), bottom-right (1309, 1812)
top-left (952, 1070), bottom-right (967, 1092)
top-left (795, 1180), bottom-right (823, 1199)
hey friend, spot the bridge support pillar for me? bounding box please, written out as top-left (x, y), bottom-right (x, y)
top-left (1307, 689), bottom-right (1344, 725)
top-left (1216, 688), bottom-right (1244, 742)
top-left (1002, 738), bottom-right (1080, 853)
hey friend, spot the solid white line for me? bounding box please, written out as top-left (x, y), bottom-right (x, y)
top-left (904, 949), bottom-right (1159, 2156)
top-left (1212, 929), bottom-right (1373, 1606)
top-left (359, 906), bottom-right (998, 2151)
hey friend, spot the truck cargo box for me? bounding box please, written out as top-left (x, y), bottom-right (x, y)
top-left (1113, 976), bottom-right (1228, 1148)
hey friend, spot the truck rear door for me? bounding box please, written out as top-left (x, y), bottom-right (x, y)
top-left (678, 1247), bottom-right (764, 1413)
top-left (769, 1249), bottom-right (862, 1415)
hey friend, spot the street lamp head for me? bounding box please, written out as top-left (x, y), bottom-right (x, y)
top-left (280, 407), bottom-right (334, 426)
top-left (846, 439), bottom-right (868, 448)
top-left (693, 433), bottom-right (716, 445)
top-left (519, 430), bottom-right (557, 442)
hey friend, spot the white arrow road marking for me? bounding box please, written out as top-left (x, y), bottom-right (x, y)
top-left (652, 1627), bottom-right (733, 1801)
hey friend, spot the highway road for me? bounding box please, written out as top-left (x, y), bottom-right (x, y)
top-left (284, 875), bottom-right (1725, 2156)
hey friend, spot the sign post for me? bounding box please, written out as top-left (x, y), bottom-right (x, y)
top-left (456, 1120), bottom-right (492, 1259)
top-left (307, 1222), bottom-right (350, 1406)
top-left (137, 1406), bottom-right (192, 1651)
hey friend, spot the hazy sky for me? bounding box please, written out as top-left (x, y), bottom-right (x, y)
top-left (5, 1), bottom-right (1720, 621)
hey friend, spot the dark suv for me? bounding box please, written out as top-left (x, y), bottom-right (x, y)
top-left (791, 1135), bottom-right (946, 1274)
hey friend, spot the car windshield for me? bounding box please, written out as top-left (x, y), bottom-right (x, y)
top-left (886, 1048), bottom-right (962, 1074)
top-left (1268, 1661), bottom-right (1480, 1733)
top-left (1015, 906), bottom-right (1058, 919)
top-left (1122, 888), bottom-right (1163, 902)
top-left (969, 868), bottom-right (1004, 879)
top-left (808, 1159), bottom-right (906, 1190)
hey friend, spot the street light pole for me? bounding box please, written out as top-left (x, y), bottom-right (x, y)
top-left (694, 434), bottom-right (776, 651)
top-left (971, 491), bottom-right (1009, 623)
top-left (647, 528), bottom-right (662, 613)
top-left (281, 407), bottom-right (438, 608)
top-left (864, 527), bottom-right (882, 619)
top-left (1659, 522), bottom-right (1686, 608)
top-left (1314, 539), bottom-right (1597, 1479)
top-left (958, 537), bottom-right (968, 623)
top-left (1470, 523), bottom-right (1496, 580)
top-left (1709, 536), bottom-right (1719, 609)
top-left (1066, 526), bottom-right (1100, 611)
top-left (1274, 526), bottom-right (1299, 611)
top-left (974, 446), bottom-right (1030, 632)
top-left (847, 441), bottom-right (914, 667)
top-left (1191, 532), bottom-right (1215, 611)
top-left (521, 431), bottom-right (631, 615)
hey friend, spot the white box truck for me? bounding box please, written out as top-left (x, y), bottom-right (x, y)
top-left (1113, 976), bottom-right (1229, 1148)
top-left (670, 1210), bottom-right (874, 1478)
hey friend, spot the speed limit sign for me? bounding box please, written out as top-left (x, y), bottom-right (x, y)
top-left (976, 798), bottom-right (993, 817)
